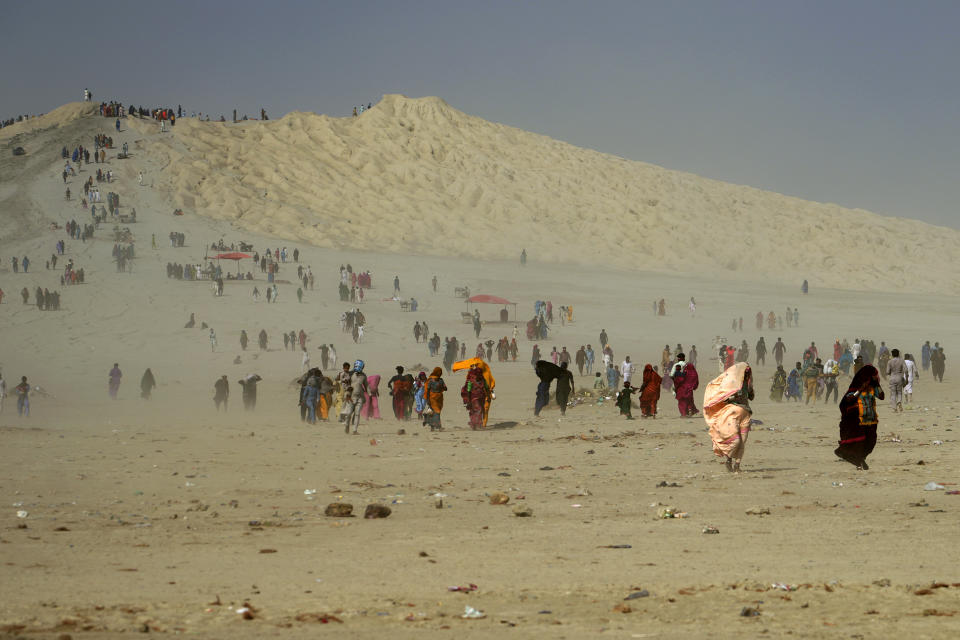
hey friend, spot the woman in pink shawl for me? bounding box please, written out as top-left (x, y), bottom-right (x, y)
top-left (703, 362), bottom-right (755, 472)
top-left (361, 374), bottom-right (381, 419)
top-left (670, 353), bottom-right (698, 416)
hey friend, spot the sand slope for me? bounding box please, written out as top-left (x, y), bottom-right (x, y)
top-left (0, 102), bottom-right (99, 141)
top-left (126, 94), bottom-right (959, 293)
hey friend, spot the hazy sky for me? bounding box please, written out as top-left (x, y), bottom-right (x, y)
top-left (4, 1), bottom-right (959, 228)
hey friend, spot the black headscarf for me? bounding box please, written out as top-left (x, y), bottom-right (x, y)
top-left (535, 360), bottom-right (563, 383)
top-left (846, 364), bottom-right (881, 395)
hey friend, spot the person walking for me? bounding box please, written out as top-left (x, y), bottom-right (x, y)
top-left (15, 376), bottom-right (30, 417)
top-left (140, 368), bottom-right (157, 399)
top-left (834, 366), bottom-right (884, 470)
top-left (904, 353), bottom-right (919, 404)
top-left (704, 362), bottom-right (755, 472)
top-left (671, 353), bottom-right (700, 417)
top-left (214, 375), bottom-right (229, 410)
top-left (108, 363), bottom-right (122, 399)
top-left (885, 348), bottom-right (906, 413)
top-left (555, 362), bottom-right (574, 416)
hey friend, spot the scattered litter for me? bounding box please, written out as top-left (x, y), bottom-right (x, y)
top-left (657, 507), bottom-right (687, 519)
top-left (294, 612), bottom-right (343, 623)
top-left (772, 583), bottom-right (798, 591)
top-left (740, 606), bottom-right (761, 617)
top-left (16, 511), bottom-right (28, 519)
top-left (513, 506), bottom-right (533, 517)
top-left (924, 482), bottom-right (946, 491)
top-left (612, 603), bottom-right (632, 613)
top-left (832, 482), bottom-right (843, 487)
top-left (571, 504), bottom-right (582, 508)
top-left (933, 440), bottom-right (944, 445)
top-left (702, 526), bottom-right (720, 534)
top-left (624, 590), bottom-right (650, 600)
top-left (448, 584), bottom-right (478, 592)
top-left (946, 491), bottom-right (960, 495)
top-left (745, 507), bottom-right (771, 516)
top-left (497, 472), bottom-right (511, 477)
top-left (598, 544), bottom-right (632, 549)
top-left (259, 548), bottom-right (277, 554)
top-left (489, 492), bottom-right (510, 505)
top-left (462, 605), bottom-right (486, 619)
top-left (656, 481), bottom-right (682, 488)
top-left (304, 489), bottom-right (317, 495)
top-left (539, 466), bottom-right (554, 471)
top-left (236, 602), bottom-right (258, 620)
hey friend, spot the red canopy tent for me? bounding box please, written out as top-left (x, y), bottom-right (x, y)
top-left (213, 252), bottom-right (251, 275)
top-left (465, 294), bottom-right (517, 323)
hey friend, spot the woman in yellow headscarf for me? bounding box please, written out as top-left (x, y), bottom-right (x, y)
top-left (453, 358), bottom-right (495, 427)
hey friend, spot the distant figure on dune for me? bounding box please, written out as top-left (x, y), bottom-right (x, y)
top-left (520, 249), bottom-right (527, 265)
top-left (802, 279), bottom-right (809, 294)
top-left (108, 363), bottom-right (122, 399)
top-left (140, 369), bottom-right (156, 400)
top-left (658, 299), bottom-right (666, 316)
top-left (240, 330), bottom-right (248, 351)
top-left (184, 313), bottom-right (195, 328)
top-left (258, 330), bottom-right (268, 351)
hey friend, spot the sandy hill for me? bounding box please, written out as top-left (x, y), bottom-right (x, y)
top-left (0, 102), bottom-right (99, 141)
top-left (21, 94), bottom-right (960, 293)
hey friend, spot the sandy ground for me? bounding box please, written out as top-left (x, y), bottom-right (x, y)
top-left (1, 108), bottom-right (960, 638)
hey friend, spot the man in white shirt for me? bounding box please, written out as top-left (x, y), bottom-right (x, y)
top-left (620, 356), bottom-right (634, 384)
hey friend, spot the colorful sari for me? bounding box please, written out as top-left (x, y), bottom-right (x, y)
top-left (704, 362), bottom-right (754, 469)
top-left (453, 358), bottom-right (495, 427)
top-left (639, 364), bottom-right (661, 417)
top-left (461, 367), bottom-right (488, 429)
top-left (414, 372), bottom-right (428, 416)
top-left (672, 362), bottom-right (699, 416)
top-left (424, 368), bottom-right (446, 430)
top-left (361, 374), bottom-right (381, 419)
top-left (834, 365), bottom-right (883, 469)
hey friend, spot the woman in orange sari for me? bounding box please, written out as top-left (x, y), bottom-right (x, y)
top-left (423, 367), bottom-right (447, 431)
top-left (638, 364), bottom-right (662, 418)
top-left (703, 362), bottom-right (754, 472)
